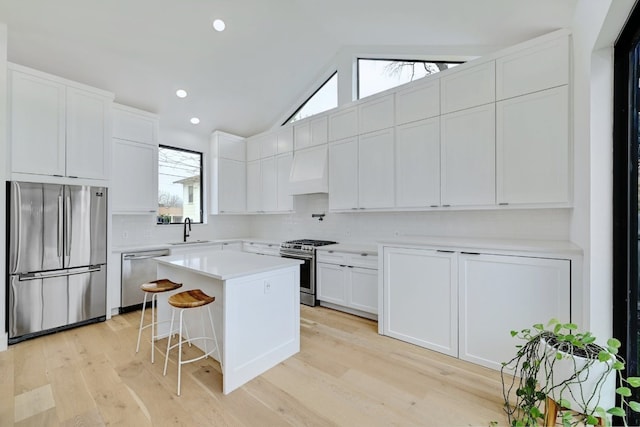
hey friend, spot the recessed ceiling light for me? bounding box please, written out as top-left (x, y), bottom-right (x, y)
top-left (190, 117), bottom-right (200, 125)
top-left (176, 89), bottom-right (187, 98)
top-left (213, 19), bottom-right (226, 32)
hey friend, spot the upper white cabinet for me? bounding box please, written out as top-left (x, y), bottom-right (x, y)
top-left (276, 126), bottom-right (294, 154)
top-left (260, 132), bottom-right (278, 158)
top-left (276, 153), bottom-right (294, 211)
top-left (245, 155), bottom-right (292, 213)
top-left (496, 36), bottom-right (569, 100)
top-left (395, 79), bottom-right (440, 125)
top-left (210, 131), bottom-right (246, 214)
top-left (329, 106), bottom-right (358, 141)
top-left (458, 253), bottom-right (570, 370)
top-left (440, 61), bottom-right (495, 114)
top-left (111, 104), bottom-right (158, 214)
top-left (382, 247), bottom-right (458, 357)
top-left (359, 94), bottom-right (394, 134)
top-left (9, 64), bottom-right (114, 180)
top-left (246, 160), bottom-right (262, 213)
top-left (246, 136), bottom-right (261, 162)
top-left (358, 129), bottom-right (395, 209)
top-left (294, 115), bottom-right (328, 150)
top-left (496, 86), bottom-right (570, 205)
top-left (395, 118), bottom-right (440, 208)
top-left (440, 104), bottom-right (495, 206)
top-left (328, 137), bottom-right (359, 210)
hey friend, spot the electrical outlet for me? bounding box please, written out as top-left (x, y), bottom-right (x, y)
top-left (264, 282), bottom-right (271, 294)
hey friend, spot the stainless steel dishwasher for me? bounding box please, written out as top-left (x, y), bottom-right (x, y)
top-left (120, 249), bottom-right (170, 313)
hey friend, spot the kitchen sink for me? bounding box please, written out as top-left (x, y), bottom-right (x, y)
top-left (168, 240), bottom-right (212, 245)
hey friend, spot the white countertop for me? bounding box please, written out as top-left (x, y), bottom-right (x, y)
top-left (317, 243), bottom-right (378, 255)
top-left (155, 249), bottom-right (303, 280)
top-left (111, 237), bottom-right (279, 253)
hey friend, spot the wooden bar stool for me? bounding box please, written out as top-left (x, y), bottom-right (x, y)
top-left (135, 278), bottom-right (182, 363)
top-left (545, 396), bottom-right (606, 426)
top-left (162, 289), bottom-right (221, 396)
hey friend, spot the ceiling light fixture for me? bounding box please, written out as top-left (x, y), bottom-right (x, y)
top-left (176, 89), bottom-right (187, 98)
top-left (190, 117), bottom-right (200, 125)
top-left (213, 19), bottom-right (226, 32)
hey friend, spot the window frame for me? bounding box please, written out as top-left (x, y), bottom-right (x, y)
top-left (356, 57), bottom-right (463, 99)
top-left (157, 144), bottom-right (204, 225)
top-left (283, 71), bottom-right (338, 125)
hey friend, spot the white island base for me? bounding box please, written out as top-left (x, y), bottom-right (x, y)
top-left (155, 250), bottom-right (302, 394)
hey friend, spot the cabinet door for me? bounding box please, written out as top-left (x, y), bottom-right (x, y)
top-left (112, 106), bottom-right (157, 144)
top-left (294, 120), bottom-right (311, 150)
top-left (441, 104), bottom-right (495, 206)
top-left (441, 61), bottom-right (495, 114)
top-left (246, 160), bottom-right (262, 213)
top-left (276, 127), bottom-right (294, 154)
top-left (358, 129), bottom-right (395, 209)
top-left (261, 157), bottom-right (278, 212)
top-left (359, 94), bottom-right (394, 134)
top-left (217, 158), bottom-right (246, 213)
top-left (383, 247), bottom-right (458, 356)
top-left (276, 153), bottom-right (293, 212)
top-left (260, 132), bottom-right (278, 158)
top-left (496, 36), bottom-right (569, 100)
top-left (66, 87), bottom-right (111, 179)
top-left (328, 138), bottom-right (359, 210)
top-left (10, 70), bottom-right (66, 176)
top-left (309, 116), bottom-right (328, 146)
top-left (111, 139), bottom-right (158, 213)
top-left (221, 242), bottom-right (243, 251)
top-left (348, 267), bottom-right (378, 314)
top-left (317, 263), bottom-right (347, 305)
top-left (329, 106), bottom-right (358, 141)
top-left (496, 86), bottom-right (569, 205)
top-left (458, 254), bottom-right (570, 371)
top-left (216, 132), bottom-right (246, 161)
top-left (246, 137), bottom-right (261, 162)
top-left (395, 79), bottom-right (440, 125)
top-left (395, 118), bottom-right (440, 208)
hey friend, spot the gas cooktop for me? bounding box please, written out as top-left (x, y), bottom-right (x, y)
top-left (280, 239), bottom-right (338, 252)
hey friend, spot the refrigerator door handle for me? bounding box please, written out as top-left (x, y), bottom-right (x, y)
top-left (58, 195), bottom-right (64, 258)
top-left (10, 182), bottom-right (22, 273)
top-left (65, 195), bottom-right (71, 257)
top-left (19, 266), bottom-right (101, 281)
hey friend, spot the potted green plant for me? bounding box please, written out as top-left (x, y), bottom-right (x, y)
top-left (501, 319), bottom-right (640, 426)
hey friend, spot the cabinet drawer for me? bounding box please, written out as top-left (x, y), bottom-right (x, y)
top-left (345, 253), bottom-right (378, 269)
top-left (316, 251), bottom-right (345, 265)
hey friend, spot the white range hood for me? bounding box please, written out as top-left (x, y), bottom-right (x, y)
top-left (288, 145), bottom-right (328, 195)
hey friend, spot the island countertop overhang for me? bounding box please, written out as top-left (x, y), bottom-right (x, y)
top-left (155, 250), bottom-right (303, 281)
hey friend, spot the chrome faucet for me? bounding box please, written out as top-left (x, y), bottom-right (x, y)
top-left (183, 217), bottom-right (191, 242)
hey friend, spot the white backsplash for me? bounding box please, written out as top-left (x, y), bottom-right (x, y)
top-left (113, 194), bottom-right (571, 247)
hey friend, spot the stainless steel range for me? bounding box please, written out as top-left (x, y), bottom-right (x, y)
top-left (279, 239), bottom-right (337, 306)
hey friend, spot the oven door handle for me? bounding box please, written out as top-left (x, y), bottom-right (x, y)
top-left (279, 251), bottom-right (314, 260)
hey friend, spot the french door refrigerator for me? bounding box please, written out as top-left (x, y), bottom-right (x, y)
top-left (7, 181), bottom-right (107, 343)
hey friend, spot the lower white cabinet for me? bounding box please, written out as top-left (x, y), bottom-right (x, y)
top-left (381, 244), bottom-right (573, 370)
top-left (221, 241), bottom-right (243, 251)
top-left (242, 241), bottom-right (280, 256)
top-left (317, 250), bottom-right (378, 317)
top-left (458, 253), bottom-right (570, 370)
top-left (382, 247), bottom-right (458, 356)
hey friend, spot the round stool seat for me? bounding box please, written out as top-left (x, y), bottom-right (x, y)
top-left (168, 289), bottom-right (215, 309)
top-left (141, 278), bottom-right (182, 293)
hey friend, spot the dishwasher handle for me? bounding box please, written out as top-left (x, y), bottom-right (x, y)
top-left (123, 251), bottom-right (170, 261)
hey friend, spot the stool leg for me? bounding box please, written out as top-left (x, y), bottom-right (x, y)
top-left (136, 292), bottom-right (148, 354)
top-left (151, 293), bottom-right (157, 363)
top-left (163, 308), bottom-right (176, 377)
top-left (201, 307), bottom-right (208, 357)
top-left (207, 305), bottom-right (222, 368)
top-left (177, 308), bottom-right (184, 396)
top-left (545, 396), bottom-right (558, 426)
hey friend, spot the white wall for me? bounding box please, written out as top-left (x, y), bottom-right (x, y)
top-left (0, 24), bottom-right (8, 351)
top-left (570, 0), bottom-right (635, 336)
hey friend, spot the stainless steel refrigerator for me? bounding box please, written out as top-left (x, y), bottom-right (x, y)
top-left (7, 181), bottom-right (107, 344)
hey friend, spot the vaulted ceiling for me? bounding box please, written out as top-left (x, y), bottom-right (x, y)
top-left (2, 0), bottom-right (578, 139)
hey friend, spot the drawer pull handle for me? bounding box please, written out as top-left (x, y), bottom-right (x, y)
top-left (360, 253), bottom-right (368, 256)
top-left (461, 251), bottom-right (481, 255)
top-left (328, 250), bottom-right (334, 253)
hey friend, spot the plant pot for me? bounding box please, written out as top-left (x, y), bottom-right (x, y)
top-left (538, 337), bottom-right (616, 414)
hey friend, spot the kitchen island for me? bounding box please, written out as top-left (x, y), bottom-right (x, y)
top-left (154, 250), bottom-right (302, 394)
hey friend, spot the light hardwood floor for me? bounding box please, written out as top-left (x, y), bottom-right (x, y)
top-left (0, 305), bottom-right (508, 426)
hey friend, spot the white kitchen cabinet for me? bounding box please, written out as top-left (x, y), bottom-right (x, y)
top-left (328, 106), bottom-right (358, 141)
top-left (496, 35), bottom-right (569, 100)
top-left (210, 131), bottom-right (246, 214)
top-left (246, 160), bottom-right (262, 213)
top-left (246, 136), bottom-right (261, 162)
top-left (496, 86), bottom-right (570, 205)
top-left (359, 94), bottom-right (394, 134)
top-left (111, 104), bottom-right (159, 214)
top-left (9, 65), bottom-right (113, 180)
top-left (358, 128), bottom-right (395, 209)
top-left (328, 137), bottom-right (359, 210)
top-left (440, 61), bottom-right (495, 114)
top-left (382, 247), bottom-right (458, 356)
top-left (276, 153), bottom-right (293, 211)
top-left (440, 104), bottom-right (495, 206)
top-left (317, 249), bottom-right (378, 317)
top-left (221, 241), bottom-right (243, 251)
top-left (458, 253), bottom-right (570, 370)
top-left (242, 241), bottom-right (280, 256)
top-left (111, 138), bottom-right (158, 214)
top-left (395, 79), bottom-right (440, 125)
top-left (260, 132), bottom-right (278, 158)
top-left (395, 118), bottom-right (440, 208)
top-left (294, 115), bottom-right (328, 150)
top-left (276, 126), bottom-right (294, 154)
